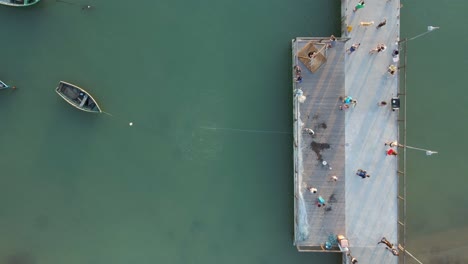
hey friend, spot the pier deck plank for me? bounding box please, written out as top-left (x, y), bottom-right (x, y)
top-left (293, 38), bottom-right (346, 249)
top-left (293, 1), bottom-right (401, 263)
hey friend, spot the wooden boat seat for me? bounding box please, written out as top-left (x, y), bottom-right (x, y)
top-left (79, 94), bottom-right (89, 107)
top-left (62, 87), bottom-right (79, 100)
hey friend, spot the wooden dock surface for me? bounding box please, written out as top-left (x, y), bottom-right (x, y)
top-left (293, 1), bottom-right (401, 263)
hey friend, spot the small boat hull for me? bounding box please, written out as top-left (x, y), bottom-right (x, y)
top-left (0, 0), bottom-right (40, 7)
top-left (0, 79), bottom-right (11, 89)
top-left (56, 81), bottom-right (102, 113)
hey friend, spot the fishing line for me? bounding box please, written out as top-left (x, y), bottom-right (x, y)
top-left (55, 0), bottom-right (94, 10)
top-left (199, 126), bottom-right (291, 135)
top-left (102, 111), bottom-right (156, 132)
top-left (56, 0), bottom-right (76, 5)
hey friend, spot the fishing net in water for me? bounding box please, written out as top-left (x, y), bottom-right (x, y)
top-left (293, 97), bottom-right (309, 242)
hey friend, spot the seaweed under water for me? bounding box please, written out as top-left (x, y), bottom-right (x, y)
top-left (6, 252), bottom-right (35, 264)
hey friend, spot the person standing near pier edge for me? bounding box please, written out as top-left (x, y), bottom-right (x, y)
top-left (294, 65), bottom-right (302, 83)
top-left (353, 1), bottom-right (365, 12)
top-left (328, 35), bottom-right (337, 48)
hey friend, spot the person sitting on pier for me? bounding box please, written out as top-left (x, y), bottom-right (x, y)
top-left (378, 237), bottom-right (393, 248)
top-left (356, 169), bottom-right (370, 178)
top-left (308, 51), bottom-right (318, 59)
top-left (369, 43), bottom-right (387, 54)
top-left (390, 248), bottom-right (400, 256)
top-left (304, 128), bottom-right (315, 135)
top-left (342, 96), bottom-right (352, 104)
top-left (295, 76), bottom-right (303, 83)
top-left (293, 65), bottom-right (302, 75)
top-left (307, 186), bottom-right (317, 193)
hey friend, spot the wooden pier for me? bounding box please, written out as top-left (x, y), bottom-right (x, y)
top-left (292, 0), bottom-right (403, 263)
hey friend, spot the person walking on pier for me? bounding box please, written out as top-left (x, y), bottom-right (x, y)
top-left (346, 43), bottom-right (360, 54)
top-left (356, 169), bottom-right (370, 178)
top-left (294, 65), bottom-right (302, 75)
top-left (353, 0), bottom-right (365, 12)
top-left (339, 95), bottom-right (355, 107)
top-left (376, 18), bottom-right (387, 29)
top-left (390, 247), bottom-right (400, 256)
top-left (392, 49), bottom-right (400, 62)
top-left (308, 51), bottom-right (318, 59)
top-left (369, 43), bottom-right (387, 54)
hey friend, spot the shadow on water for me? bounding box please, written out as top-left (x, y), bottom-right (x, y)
top-left (5, 252), bottom-right (35, 264)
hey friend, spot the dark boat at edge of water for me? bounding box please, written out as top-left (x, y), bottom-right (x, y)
top-left (55, 81), bottom-right (102, 113)
top-left (0, 79), bottom-right (13, 89)
top-left (0, 0), bottom-right (40, 7)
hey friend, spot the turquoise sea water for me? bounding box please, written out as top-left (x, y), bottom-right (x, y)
top-left (402, 1), bottom-right (468, 263)
top-left (0, 0), bottom-right (341, 263)
top-left (0, 0), bottom-right (466, 263)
